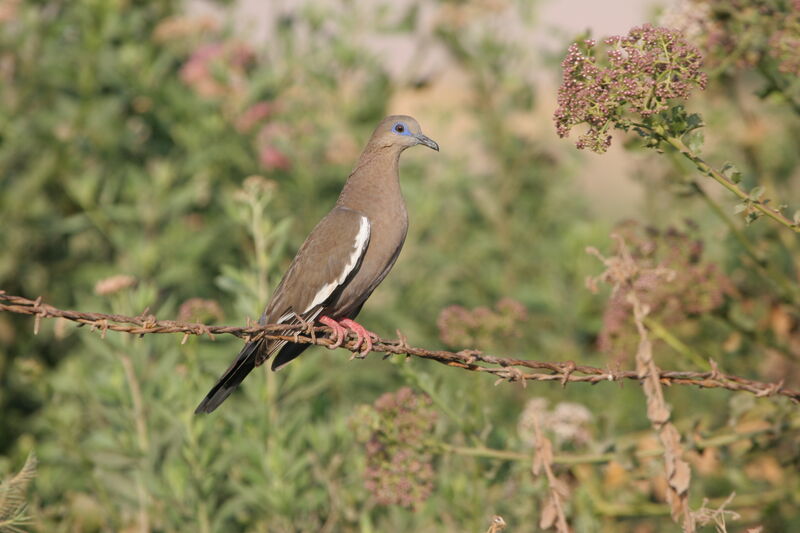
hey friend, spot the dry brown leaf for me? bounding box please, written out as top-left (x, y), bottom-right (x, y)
top-left (686, 448), bottom-right (719, 475)
top-left (769, 305), bottom-right (793, 339)
top-left (539, 496), bottom-right (557, 529)
top-left (650, 473), bottom-right (669, 502)
top-left (603, 461), bottom-right (629, 489)
top-left (532, 436), bottom-right (553, 477)
top-left (744, 455), bottom-right (784, 485)
top-left (530, 411), bottom-right (571, 533)
top-left (662, 425), bottom-right (692, 495)
top-left (722, 331), bottom-right (742, 352)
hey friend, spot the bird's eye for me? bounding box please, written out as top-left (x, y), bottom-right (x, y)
top-left (394, 123), bottom-right (405, 133)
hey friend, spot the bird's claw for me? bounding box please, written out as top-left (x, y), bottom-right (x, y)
top-left (340, 318), bottom-right (377, 358)
top-left (319, 316), bottom-right (347, 349)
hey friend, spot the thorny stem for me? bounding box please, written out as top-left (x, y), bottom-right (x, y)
top-left (663, 135), bottom-right (800, 233)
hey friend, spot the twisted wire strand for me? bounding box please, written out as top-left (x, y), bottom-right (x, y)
top-left (0, 290), bottom-right (796, 402)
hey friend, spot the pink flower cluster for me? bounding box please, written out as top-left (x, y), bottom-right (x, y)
top-left (669, 0), bottom-right (800, 76)
top-left (769, 1), bottom-right (800, 76)
top-left (437, 298), bottom-right (527, 349)
top-left (554, 25), bottom-right (707, 153)
top-left (179, 41), bottom-right (255, 100)
top-left (176, 27), bottom-right (291, 172)
top-left (357, 388), bottom-right (437, 509)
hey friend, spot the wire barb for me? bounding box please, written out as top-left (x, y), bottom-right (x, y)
top-left (0, 291), bottom-right (797, 403)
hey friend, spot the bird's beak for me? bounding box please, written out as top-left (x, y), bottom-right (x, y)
top-left (414, 133), bottom-right (439, 151)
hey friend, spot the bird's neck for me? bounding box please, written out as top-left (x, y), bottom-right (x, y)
top-left (337, 145), bottom-right (405, 214)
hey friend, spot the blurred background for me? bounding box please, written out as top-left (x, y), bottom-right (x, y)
top-left (0, 0), bottom-right (798, 531)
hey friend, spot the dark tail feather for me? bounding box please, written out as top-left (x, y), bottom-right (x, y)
top-left (194, 339), bottom-right (264, 414)
top-left (271, 342), bottom-right (310, 371)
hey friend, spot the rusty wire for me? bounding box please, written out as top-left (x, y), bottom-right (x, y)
top-left (0, 290), bottom-right (797, 403)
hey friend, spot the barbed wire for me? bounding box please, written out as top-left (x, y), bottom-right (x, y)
top-left (0, 290), bottom-right (797, 403)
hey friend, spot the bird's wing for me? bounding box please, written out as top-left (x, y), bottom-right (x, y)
top-left (251, 206), bottom-right (370, 365)
top-left (264, 205), bottom-right (371, 328)
top-left (193, 207), bottom-right (371, 413)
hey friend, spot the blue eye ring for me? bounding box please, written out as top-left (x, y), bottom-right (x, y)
top-left (392, 122), bottom-right (410, 135)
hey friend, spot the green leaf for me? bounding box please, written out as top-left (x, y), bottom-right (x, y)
top-left (733, 202), bottom-right (748, 214)
top-left (685, 113), bottom-right (704, 131)
top-left (748, 186), bottom-right (766, 201)
top-left (721, 162), bottom-right (742, 184)
top-left (745, 211), bottom-right (762, 225)
top-left (684, 130), bottom-right (704, 153)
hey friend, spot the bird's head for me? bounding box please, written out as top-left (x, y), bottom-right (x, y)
top-left (370, 115), bottom-right (439, 152)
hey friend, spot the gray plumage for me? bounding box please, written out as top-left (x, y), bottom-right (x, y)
top-left (195, 115), bottom-right (438, 413)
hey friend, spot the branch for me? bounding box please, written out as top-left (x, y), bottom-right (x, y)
top-left (664, 135), bottom-right (800, 233)
top-left (1, 291), bottom-right (797, 403)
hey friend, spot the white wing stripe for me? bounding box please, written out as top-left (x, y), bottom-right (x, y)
top-left (303, 215), bottom-right (370, 313)
top-left (276, 312), bottom-right (295, 324)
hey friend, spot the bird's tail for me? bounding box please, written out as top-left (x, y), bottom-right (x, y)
top-left (194, 338), bottom-right (265, 414)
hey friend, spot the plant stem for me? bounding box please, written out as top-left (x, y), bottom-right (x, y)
top-left (664, 135), bottom-right (799, 233)
top-left (643, 317), bottom-right (710, 370)
top-left (690, 181), bottom-right (800, 303)
top-left (398, 362), bottom-right (467, 432)
top-left (120, 353), bottom-right (150, 533)
top-left (757, 62), bottom-right (800, 116)
top-left (712, 311), bottom-right (799, 363)
top-left (661, 142), bottom-right (800, 303)
top-left (440, 422), bottom-right (793, 467)
top-left (691, 182), bottom-right (763, 264)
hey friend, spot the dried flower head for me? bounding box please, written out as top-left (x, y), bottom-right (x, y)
top-left (518, 398), bottom-right (594, 448)
top-left (554, 24), bottom-right (707, 153)
top-left (177, 298), bottom-right (223, 324)
top-left (94, 275), bottom-right (137, 296)
top-left (352, 388), bottom-right (437, 509)
top-left (437, 298), bottom-right (528, 349)
top-left (590, 222), bottom-right (733, 360)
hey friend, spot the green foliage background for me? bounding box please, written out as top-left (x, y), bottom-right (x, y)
top-left (0, 1), bottom-right (798, 531)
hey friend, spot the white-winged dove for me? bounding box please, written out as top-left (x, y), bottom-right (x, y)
top-left (195, 115), bottom-right (438, 413)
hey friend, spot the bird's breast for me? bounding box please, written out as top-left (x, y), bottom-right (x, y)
top-left (330, 204), bottom-right (408, 318)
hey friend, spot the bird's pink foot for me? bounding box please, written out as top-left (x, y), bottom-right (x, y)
top-left (340, 318), bottom-right (377, 358)
top-left (319, 315), bottom-right (347, 349)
